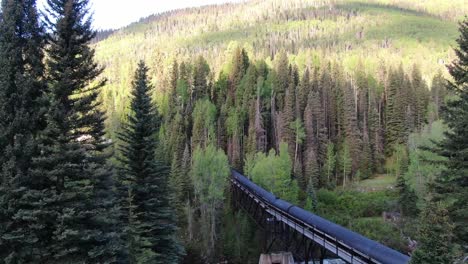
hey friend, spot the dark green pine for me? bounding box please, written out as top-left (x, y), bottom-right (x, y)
top-left (39, 0), bottom-right (126, 262)
top-left (274, 51), bottom-right (289, 111)
top-left (0, 0), bottom-right (45, 188)
top-left (385, 66), bottom-right (406, 154)
top-left (410, 198), bottom-right (454, 264)
top-left (192, 56), bottom-right (210, 101)
top-left (0, 0), bottom-right (53, 262)
top-left (118, 61), bottom-right (183, 263)
top-left (430, 18), bottom-right (468, 247)
top-left (396, 175), bottom-right (419, 217)
top-left (169, 111), bottom-right (193, 228)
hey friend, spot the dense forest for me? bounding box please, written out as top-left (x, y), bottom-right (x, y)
top-left (0, 0), bottom-right (467, 263)
top-left (94, 0), bottom-right (467, 136)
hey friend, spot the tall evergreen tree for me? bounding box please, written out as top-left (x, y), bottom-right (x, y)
top-left (303, 90), bottom-right (321, 188)
top-left (169, 111), bottom-right (193, 229)
top-left (296, 68), bottom-right (310, 119)
top-left (0, 0), bottom-right (45, 160)
top-left (283, 78), bottom-right (296, 160)
top-left (165, 60), bottom-right (179, 131)
top-left (274, 51), bottom-right (289, 111)
top-left (396, 175), bottom-right (419, 217)
top-left (342, 81), bottom-right (362, 178)
top-left (356, 67), bottom-right (373, 179)
top-left (410, 197), bottom-right (454, 264)
top-left (193, 98), bottom-right (217, 149)
top-left (385, 66), bottom-right (406, 154)
top-left (411, 65), bottom-right (429, 129)
top-left (430, 18), bottom-right (468, 248)
top-left (36, 0), bottom-right (125, 261)
top-left (118, 61), bottom-right (183, 263)
top-left (0, 0), bottom-right (48, 262)
top-left (303, 148), bottom-right (319, 193)
top-left (319, 65), bottom-right (336, 140)
top-left (290, 118), bottom-right (305, 185)
top-left (331, 64), bottom-right (345, 141)
top-left (245, 101), bottom-right (258, 158)
top-left (427, 71), bottom-right (447, 124)
top-left (429, 71), bottom-right (447, 122)
top-left (192, 56), bottom-right (210, 101)
top-left (227, 46), bottom-right (249, 90)
top-left (368, 80), bottom-right (385, 172)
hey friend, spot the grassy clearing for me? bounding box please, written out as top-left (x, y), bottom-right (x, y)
top-left (352, 174), bottom-right (397, 191)
top-left (315, 188), bottom-right (405, 251)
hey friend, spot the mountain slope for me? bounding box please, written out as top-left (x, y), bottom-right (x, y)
top-left (89, 1), bottom-right (467, 260)
top-left (93, 0), bottom-right (463, 133)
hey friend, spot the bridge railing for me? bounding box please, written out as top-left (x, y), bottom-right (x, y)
top-left (231, 169), bottom-right (410, 264)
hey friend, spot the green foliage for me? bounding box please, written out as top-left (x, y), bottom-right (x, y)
top-left (305, 175), bottom-right (318, 211)
top-left (169, 117), bottom-right (193, 237)
top-left (5, 0), bottom-right (465, 262)
top-left (385, 67), bottom-right (407, 153)
top-left (193, 56), bottom-right (211, 100)
top-left (29, 0), bottom-right (126, 261)
top-left (225, 107), bottom-right (241, 137)
top-left (323, 142), bottom-right (336, 186)
top-left (353, 174), bottom-right (396, 191)
top-left (290, 118), bottom-right (306, 169)
top-left (406, 121), bottom-right (446, 198)
top-left (396, 175), bottom-right (419, 217)
top-left (410, 199), bottom-right (454, 264)
top-left (249, 143), bottom-right (299, 203)
top-left (222, 208), bottom-right (260, 263)
top-left (315, 188), bottom-right (405, 250)
top-left (176, 79), bottom-right (190, 105)
top-left (192, 99), bottom-right (217, 148)
top-left (386, 144), bottom-right (409, 178)
top-left (290, 119), bottom-right (306, 146)
top-left (351, 217), bottom-right (406, 252)
top-left (303, 150), bottom-right (319, 203)
top-left (316, 189), bottom-right (398, 221)
top-left (273, 51), bottom-right (290, 111)
top-left (118, 61), bottom-right (183, 263)
top-left (224, 44), bottom-right (250, 88)
top-left (191, 144), bottom-right (229, 260)
top-left (428, 71), bottom-right (447, 122)
top-left (94, 0), bottom-right (459, 136)
top-left (0, 0), bottom-right (48, 261)
top-left (192, 145), bottom-right (229, 205)
top-left (430, 17), bottom-right (468, 250)
top-left (339, 140), bottom-right (352, 187)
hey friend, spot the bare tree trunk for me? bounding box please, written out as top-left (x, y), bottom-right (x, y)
top-left (210, 202), bottom-right (216, 256)
top-left (343, 164), bottom-right (346, 188)
top-left (294, 141), bottom-right (299, 167)
top-left (256, 95), bottom-right (266, 152)
top-left (186, 200), bottom-right (193, 240)
top-left (271, 92), bottom-right (278, 150)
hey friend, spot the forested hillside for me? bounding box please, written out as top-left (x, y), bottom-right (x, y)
top-left (93, 0), bottom-right (468, 262)
top-left (94, 0), bottom-right (465, 135)
top-left (92, 0), bottom-right (465, 262)
top-left (0, 0), bottom-right (466, 263)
